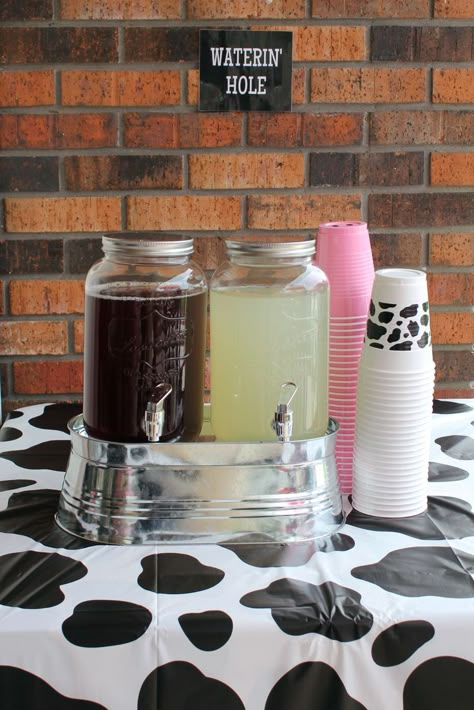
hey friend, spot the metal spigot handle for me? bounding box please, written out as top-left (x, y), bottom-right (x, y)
top-left (272, 382), bottom-right (297, 442)
top-left (143, 383), bottom-right (172, 442)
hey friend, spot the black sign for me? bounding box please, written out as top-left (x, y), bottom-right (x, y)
top-left (199, 29), bottom-right (292, 112)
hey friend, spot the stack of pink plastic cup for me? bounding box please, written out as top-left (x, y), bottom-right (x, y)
top-left (315, 221), bottom-right (375, 493)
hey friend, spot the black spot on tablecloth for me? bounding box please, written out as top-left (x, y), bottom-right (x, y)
top-left (0, 550), bottom-right (88, 608)
top-left (265, 662), bottom-right (366, 710)
top-left (352, 546), bottom-right (474, 598)
top-left (221, 536), bottom-right (317, 567)
top-left (0, 488), bottom-right (95, 549)
top-left (240, 578), bottom-right (373, 641)
top-left (4, 411), bottom-right (23, 421)
top-left (138, 553), bottom-right (224, 594)
top-left (29, 402), bottom-right (82, 435)
top-left (347, 496), bottom-right (474, 540)
top-left (372, 620), bottom-right (435, 667)
top-left (138, 661), bottom-right (244, 710)
top-left (179, 610), bottom-right (233, 651)
top-left (435, 435), bottom-right (474, 461)
top-left (428, 461), bottom-right (469, 482)
top-left (0, 440), bottom-right (71, 472)
top-left (221, 533), bottom-right (354, 568)
top-left (0, 666), bottom-right (106, 709)
top-left (0, 427), bottom-right (22, 442)
top-left (404, 656), bottom-right (474, 710)
top-left (0, 479), bottom-right (35, 492)
top-left (433, 399), bottom-right (473, 415)
top-left (62, 600), bottom-right (152, 647)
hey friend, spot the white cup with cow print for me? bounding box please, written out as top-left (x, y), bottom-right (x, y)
top-left (352, 268), bottom-right (435, 518)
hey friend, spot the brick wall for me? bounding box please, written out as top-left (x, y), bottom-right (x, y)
top-left (0, 0), bottom-right (473, 414)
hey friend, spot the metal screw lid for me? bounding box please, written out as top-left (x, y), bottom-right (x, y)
top-left (102, 234), bottom-right (194, 258)
top-left (225, 239), bottom-right (315, 258)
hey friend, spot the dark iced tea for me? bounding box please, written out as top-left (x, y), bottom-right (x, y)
top-left (83, 282), bottom-right (207, 443)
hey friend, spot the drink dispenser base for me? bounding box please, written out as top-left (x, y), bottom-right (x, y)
top-left (56, 414), bottom-right (345, 545)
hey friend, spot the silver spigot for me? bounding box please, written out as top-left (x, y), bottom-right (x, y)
top-left (272, 382), bottom-right (298, 442)
top-left (143, 383), bottom-right (172, 442)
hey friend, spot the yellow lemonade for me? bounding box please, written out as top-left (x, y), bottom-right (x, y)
top-left (210, 287), bottom-right (329, 441)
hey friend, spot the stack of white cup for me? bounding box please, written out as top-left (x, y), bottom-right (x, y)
top-left (352, 268), bottom-right (435, 518)
top-left (316, 221), bottom-right (375, 493)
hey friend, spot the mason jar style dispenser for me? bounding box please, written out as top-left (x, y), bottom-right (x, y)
top-left (210, 240), bottom-right (329, 441)
top-left (83, 235), bottom-right (207, 443)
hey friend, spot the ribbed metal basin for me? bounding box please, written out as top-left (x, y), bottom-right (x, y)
top-left (56, 415), bottom-right (345, 545)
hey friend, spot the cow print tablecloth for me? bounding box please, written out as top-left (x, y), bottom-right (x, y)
top-left (0, 401), bottom-right (473, 709)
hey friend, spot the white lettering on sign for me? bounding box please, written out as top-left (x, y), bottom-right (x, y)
top-left (226, 75), bottom-right (267, 95)
top-left (211, 45), bottom-right (283, 96)
top-left (210, 46), bottom-right (283, 68)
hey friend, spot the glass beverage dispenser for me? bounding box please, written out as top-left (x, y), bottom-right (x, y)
top-left (83, 235), bottom-right (207, 443)
top-left (210, 239), bottom-right (329, 441)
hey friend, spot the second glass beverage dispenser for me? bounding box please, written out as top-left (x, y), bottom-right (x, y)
top-left (210, 239), bottom-right (329, 441)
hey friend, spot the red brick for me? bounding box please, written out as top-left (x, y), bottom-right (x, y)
top-left (433, 351), bottom-right (473, 383)
top-left (433, 69), bottom-right (474, 104)
top-left (0, 113), bottom-right (117, 150)
top-left (370, 233), bottom-right (424, 267)
top-left (0, 321), bottom-right (68, 355)
top-left (178, 114), bottom-right (242, 148)
top-left (0, 28), bottom-right (118, 64)
top-left (431, 312), bottom-right (474, 345)
top-left (14, 360), bottom-right (83, 394)
top-left (123, 113), bottom-right (242, 148)
top-left (64, 155), bottom-right (183, 190)
top-left (187, 0), bottom-right (305, 18)
top-left (0, 238), bottom-right (63, 274)
top-left (370, 110), bottom-right (474, 146)
top-left (247, 113), bottom-right (302, 147)
top-left (371, 26), bottom-right (474, 63)
top-left (73, 320), bottom-right (84, 353)
top-left (431, 153), bottom-right (474, 186)
top-left (9, 280), bottom-right (84, 315)
top-left (368, 193), bottom-right (474, 228)
top-left (312, 0), bottom-right (429, 17)
top-left (0, 0), bottom-right (53, 20)
top-left (427, 272), bottom-right (473, 306)
top-left (0, 70), bottom-right (54, 107)
top-left (302, 113), bottom-right (364, 147)
top-left (248, 194), bottom-right (361, 230)
top-left (124, 28), bottom-right (198, 62)
top-left (59, 0), bottom-right (181, 19)
top-left (311, 68), bottom-right (426, 103)
top-left (4, 197), bottom-right (121, 233)
top-left (0, 157), bottom-right (59, 192)
top-left (123, 114), bottom-right (177, 148)
top-left (127, 196), bottom-right (242, 231)
top-left (429, 233), bottom-right (474, 266)
top-left (310, 151), bottom-right (424, 187)
top-left (189, 153), bottom-right (304, 189)
top-left (434, 0), bottom-right (474, 18)
top-left (61, 70), bottom-right (180, 107)
top-left (296, 25), bottom-right (365, 60)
